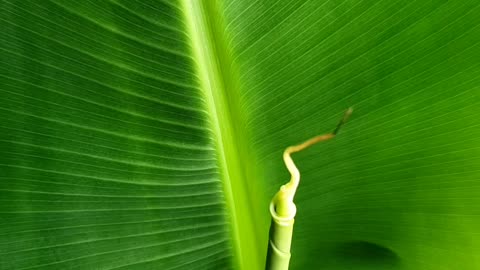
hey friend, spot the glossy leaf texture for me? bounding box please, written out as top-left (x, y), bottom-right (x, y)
top-left (220, 0), bottom-right (480, 269)
top-left (0, 1), bottom-right (231, 269)
top-left (2, 0), bottom-right (480, 270)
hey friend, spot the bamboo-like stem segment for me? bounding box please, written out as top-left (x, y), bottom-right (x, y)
top-left (266, 108), bottom-right (352, 270)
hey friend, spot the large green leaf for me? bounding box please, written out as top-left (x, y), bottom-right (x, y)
top-left (218, 0), bottom-right (480, 269)
top-left (1, 0), bottom-right (480, 269)
top-left (0, 1), bottom-right (232, 269)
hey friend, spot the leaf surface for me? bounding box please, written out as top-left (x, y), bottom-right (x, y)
top-left (219, 0), bottom-right (480, 269)
top-left (2, 0), bottom-right (480, 270)
top-left (0, 1), bottom-right (232, 269)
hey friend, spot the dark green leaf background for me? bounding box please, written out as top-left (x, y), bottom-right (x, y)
top-left (1, 1), bottom-right (231, 269)
top-left (1, 0), bottom-right (480, 269)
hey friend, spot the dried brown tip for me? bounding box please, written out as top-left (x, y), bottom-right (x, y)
top-left (333, 107), bottom-right (353, 135)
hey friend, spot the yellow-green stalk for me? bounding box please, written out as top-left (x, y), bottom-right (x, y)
top-left (266, 108), bottom-right (353, 270)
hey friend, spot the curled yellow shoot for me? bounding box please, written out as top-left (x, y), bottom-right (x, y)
top-left (272, 107), bottom-right (353, 217)
top-left (267, 108), bottom-right (353, 270)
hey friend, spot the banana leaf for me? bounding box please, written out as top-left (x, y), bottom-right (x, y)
top-left (1, 0), bottom-right (480, 269)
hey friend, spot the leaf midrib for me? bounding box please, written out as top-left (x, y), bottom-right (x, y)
top-left (181, 1), bottom-right (268, 270)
